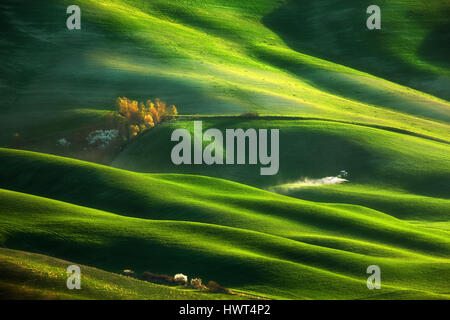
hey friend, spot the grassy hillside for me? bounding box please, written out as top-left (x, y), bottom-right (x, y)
top-left (272, 183), bottom-right (450, 223)
top-left (112, 118), bottom-right (450, 228)
top-left (1, 0), bottom-right (449, 301)
top-left (264, 0), bottom-right (450, 100)
top-left (0, 148), bottom-right (449, 299)
top-left (112, 118), bottom-right (450, 197)
top-left (1, 0), bottom-right (449, 149)
top-left (0, 247), bottom-right (239, 299)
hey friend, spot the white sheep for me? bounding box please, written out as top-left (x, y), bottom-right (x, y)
top-left (174, 273), bottom-right (188, 284)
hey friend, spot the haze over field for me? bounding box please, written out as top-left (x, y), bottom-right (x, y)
top-left (0, 0), bottom-right (449, 300)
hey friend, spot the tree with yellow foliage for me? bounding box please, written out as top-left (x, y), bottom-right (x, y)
top-left (155, 98), bottom-right (167, 120)
top-left (143, 114), bottom-right (154, 128)
top-left (115, 97), bottom-right (178, 140)
top-left (147, 100), bottom-right (160, 124)
top-left (129, 124), bottom-right (140, 137)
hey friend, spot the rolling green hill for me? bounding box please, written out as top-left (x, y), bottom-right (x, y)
top-left (112, 118), bottom-right (450, 197)
top-left (0, 148), bottom-right (449, 299)
top-left (113, 117), bottom-right (450, 239)
top-left (1, 0), bottom-right (449, 148)
top-left (271, 184), bottom-right (450, 224)
top-left (0, 247), bottom-right (239, 299)
top-left (264, 0), bottom-right (450, 100)
top-left (1, 0), bottom-right (449, 300)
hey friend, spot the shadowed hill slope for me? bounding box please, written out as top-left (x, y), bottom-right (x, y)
top-left (264, 0), bottom-right (450, 100)
top-left (0, 248), bottom-right (240, 300)
top-left (0, 148), bottom-right (449, 299)
top-left (112, 118), bottom-right (450, 199)
top-left (1, 0), bottom-right (449, 148)
top-left (1, 0), bottom-right (449, 300)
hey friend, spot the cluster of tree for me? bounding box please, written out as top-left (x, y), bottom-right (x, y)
top-left (121, 269), bottom-right (229, 293)
top-left (40, 97), bottom-right (178, 165)
top-left (115, 97), bottom-right (178, 139)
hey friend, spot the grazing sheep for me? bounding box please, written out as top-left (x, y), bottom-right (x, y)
top-left (174, 273), bottom-right (188, 285)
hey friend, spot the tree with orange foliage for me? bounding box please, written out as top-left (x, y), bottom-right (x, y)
top-left (129, 124), bottom-right (140, 137)
top-left (143, 114), bottom-right (154, 128)
top-left (147, 100), bottom-right (160, 124)
top-left (155, 98), bottom-right (167, 120)
top-left (115, 97), bottom-right (178, 140)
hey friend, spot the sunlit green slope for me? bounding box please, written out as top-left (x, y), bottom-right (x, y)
top-left (271, 184), bottom-right (450, 224)
top-left (112, 118), bottom-right (450, 197)
top-left (1, 0), bottom-right (449, 147)
top-left (0, 148), bottom-right (449, 299)
top-left (112, 118), bottom-right (450, 226)
top-left (0, 248), bottom-right (239, 300)
top-left (265, 0), bottom-right (450, 99)
top-left (1, 0), bottom-right (449, 300)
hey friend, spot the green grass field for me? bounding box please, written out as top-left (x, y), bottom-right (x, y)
top-left (2, 0), bottom-right (449, 147)
top-left (0, 148), bottom-right (449, 299)
top-left (1, 0), bottom-right (449, 299)
top-left (0, 247), bottom-right (240, 299)
top-left (112, 118), bottom-right (450, 195)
